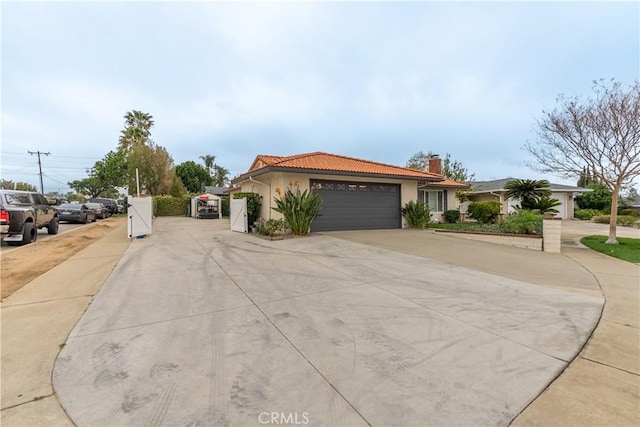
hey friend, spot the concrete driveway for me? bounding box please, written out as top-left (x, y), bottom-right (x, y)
top-left (561, 219), bottom-right (639, 241)
top-left (53, 218), bottom-right (602, 426)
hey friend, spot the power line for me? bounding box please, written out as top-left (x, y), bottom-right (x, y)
top-left (28, 150), bottom-right (51, 194)
top-left (2, 151), bottom-right (99, 160)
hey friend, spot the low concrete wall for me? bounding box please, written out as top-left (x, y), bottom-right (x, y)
top-left (435, 230), bottom-right (543, 251)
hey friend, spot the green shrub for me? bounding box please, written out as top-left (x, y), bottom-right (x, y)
top-left (574, 209), bottom-right (603, 220)
top-left (620, 208), bottom-right (639, 217)
top-left (153, 195), bottom-right (191, 216)
top-left (531, 196), bottom-right (561, 215)
top-left (233, 192), bottom-right (262, 225)
top-left (592, 215), bottom-right (610, 224)
top-left (221, 196), bottom-right (230, 217)
top-left (272, 185), bottom-right (322, 235)
top-left (467, 201), bottom-right (501, 224)
top-left (258, 218), bottom-right (288, 236)
top-left (576, 182), bottom-right (612, 211)
top-left (618, 215), bottom-right (640, 226)
top-left (444, 209), bottom-right (460, 224)
top-left (593, 214), bottom-right (639, 226)
top-left (500, 210), bottom-right (543, 235)
top-left (402, 201), bottom-right (430, 229)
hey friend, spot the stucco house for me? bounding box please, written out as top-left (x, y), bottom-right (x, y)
top-left (465, 178), bottom-right (591, 219)
top-left (230, 152), bottom-right (468, 231)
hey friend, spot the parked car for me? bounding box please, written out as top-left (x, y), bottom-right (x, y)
top-left (58, 203), bottom-right (96, 224)
top-left (86, 202), bottom-right (110, 219)
top-left (0, 189), bottom-right (59, 246)
top-left (116, 199), bottom-right (126, 214)
top-left (90, 198), bottom-right (118, 216)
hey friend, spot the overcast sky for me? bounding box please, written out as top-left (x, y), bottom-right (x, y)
top-left (2, 1), bottom-right (638, 194)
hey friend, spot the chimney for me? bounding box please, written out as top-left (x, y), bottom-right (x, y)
top-left (428, 155), bottom-right (442, 175)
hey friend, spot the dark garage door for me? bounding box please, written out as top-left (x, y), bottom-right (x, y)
top-left (310, 179), bottom-right (401, 231)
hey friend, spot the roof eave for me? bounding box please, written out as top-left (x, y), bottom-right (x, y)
top-left (231, 166), bottom-right (443, 184)
top-left (419, 182), bottom-right (470, 189)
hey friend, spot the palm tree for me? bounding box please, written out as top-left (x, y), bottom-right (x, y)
top-left (504, 179), bottom-right (552, 209)
top-left (199, 154), bottom-right (216, 175)
top-left (124, 110), bottom-right (154, 135)
top-left (212, 164), bottom-right (230, 187)
top-left (119, 110), bottom-right (154, 150)
top-left (532, 196), bottom-right (562, 215)
top-left (118, 127), bottom-right (147, 150)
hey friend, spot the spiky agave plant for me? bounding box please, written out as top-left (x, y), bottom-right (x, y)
top-left (401, 200), bottom-right (430, 229)
top-left (272, 184), bottom-right (322, 235)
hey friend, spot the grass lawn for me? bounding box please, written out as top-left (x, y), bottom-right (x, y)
top-left (581, 235), bottom-right (640, 263)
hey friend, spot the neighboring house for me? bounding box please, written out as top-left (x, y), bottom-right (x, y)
top-left (416, 156), bottom-right (470, 221)
top-left (622, 195), bottom-right (640, 213)
top-left (230, 152), bottom-right (468, 231)
top-left (201, 186), bottom-right (229, 196)
top-left (466, 178), bottom-right (592, 219)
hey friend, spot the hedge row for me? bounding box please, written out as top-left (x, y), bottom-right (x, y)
top-left (153, 195), bottom-right (191, 216)
top-left (593, 215), bottom-right (640, 226)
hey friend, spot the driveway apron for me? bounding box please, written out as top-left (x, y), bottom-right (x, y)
top-left (53, 217), bottom-right (603, 426)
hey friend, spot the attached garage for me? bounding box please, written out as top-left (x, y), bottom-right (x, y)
top-left (231, 152), bottom-right (458, 231)
top-left (310, 179), bottom-right (401, 231)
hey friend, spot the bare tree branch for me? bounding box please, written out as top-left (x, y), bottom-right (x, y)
top-left (526, 79), bottom-right (640, 243)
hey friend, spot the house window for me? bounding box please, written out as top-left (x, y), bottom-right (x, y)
top-left (418, 190), bottom-right (445, 212)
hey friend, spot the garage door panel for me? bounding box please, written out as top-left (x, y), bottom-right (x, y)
top-left (311, 179), bottom-right (401, 231)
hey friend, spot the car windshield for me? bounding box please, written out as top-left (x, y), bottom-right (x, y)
top-left (3, 193), bottom-right (32, 205)
top-left (59, 204), bottom-right (81, 210)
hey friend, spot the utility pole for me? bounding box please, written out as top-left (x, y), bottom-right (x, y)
top-left (28, 150), bottom-right (51, 194)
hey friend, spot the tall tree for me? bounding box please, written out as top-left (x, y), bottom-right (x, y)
top-left (116, 110), bottom-right (176, 195)
top-left (127, 142), bottom-right (174, 195)
top-left (175, 161), bottom-right (213, 193)
top-left (441, 153), bottom-right (475, 183)
top-left (199, 154), bottom-right (216, 175)
top-left (125, 110), bottom-right (154, 132)
top-left (0, 180), bottom-right (38, 191)
top-left (93, 150), bottom-right (128, 189)
top-left (407, 151), bottom-right (474, 202)
top-left (15, 182), bottom-right (38, 191)
top-left (68, 176), bottom-right (106, 199)
top-left (406, 151), bottom-right (474, 182)
top-left (167, 170), bottom-right (187, 197)
top-left (119, 110), bottom-right (154, 149)
top-left (0, 180), bottom-right (15, 189)
top-left (526, 79), bottom-right (640, 243)
top-left (212, 164), bottom-right (230, 187)
top-left (406, 150), bottom-right (437, 171)
top-left (67, 150), bottom-right (127, 198)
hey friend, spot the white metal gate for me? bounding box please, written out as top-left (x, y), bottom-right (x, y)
top-left (128, 196), bottom-right (153, 238)
top-left (230, 198), bottom-right (248, 232)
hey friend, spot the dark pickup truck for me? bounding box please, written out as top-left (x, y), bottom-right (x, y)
top-left (0, 190), bottom-right (59, 246)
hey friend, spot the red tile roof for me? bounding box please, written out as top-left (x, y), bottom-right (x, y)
top-left (247, 151), bottom-right (444, 180)
top-left (421, 179), bottom-right (470, 189)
